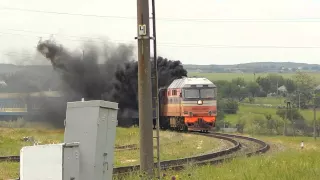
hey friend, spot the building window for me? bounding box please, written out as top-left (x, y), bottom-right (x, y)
top-left (172, 90), bottom-right (177, 96)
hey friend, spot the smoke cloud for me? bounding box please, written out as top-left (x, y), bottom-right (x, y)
top-left (36, 39), bottom-right (187, 127)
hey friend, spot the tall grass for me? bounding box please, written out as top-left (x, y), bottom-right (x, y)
top-left (115, 136), bottom-right (320, 180)
top-left (114, 150), bottom-right (320, 180)
top-left (0, 118), bottom-right (53, 129)
top-left (0, 127), bottom-right (227, 179)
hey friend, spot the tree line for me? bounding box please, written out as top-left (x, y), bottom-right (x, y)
top-left (215, 72), bottom-right (320, 109)
top-left (214, 72), bottom-right (320, 136)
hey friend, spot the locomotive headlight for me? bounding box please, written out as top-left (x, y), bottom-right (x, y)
top-left (197, 100), bottom-right (203, 105)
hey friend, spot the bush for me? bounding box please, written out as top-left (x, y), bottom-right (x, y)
top-left (276, 108), bottom-right (304, 121)
top-left (256, 90), bottom-right (267, 97)
top-left (223, 99), bottom-right (239, 114)
top-left (248, 97), bottom-right (255, 103)
top-left (237, 113), bottom-right (285, 135)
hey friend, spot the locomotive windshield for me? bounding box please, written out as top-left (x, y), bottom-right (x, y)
top-left (184, 88), bottom-right (215, 99)
top-left (200, 89), bottom-right (215, 98)
top-left (184, 89), bottom-right (200, 98)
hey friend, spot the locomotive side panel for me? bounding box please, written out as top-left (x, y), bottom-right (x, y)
top-left (163, 88), bottom-right (182, 117)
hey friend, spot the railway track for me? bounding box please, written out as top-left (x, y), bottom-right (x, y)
top-left (112, 132), bottom-right (270, 175)
top-left (0, 132), bottom-right (269, 176)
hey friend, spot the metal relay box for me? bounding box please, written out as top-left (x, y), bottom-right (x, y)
top-left (19, 100), bottom-right (118, 180)
top-left (20, 143), bottom-right (80, 180)
top-left (64, 100), bottom-right (118, 180)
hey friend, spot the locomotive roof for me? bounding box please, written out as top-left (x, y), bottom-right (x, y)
top-left (168, 77), bottom-right (216, 89)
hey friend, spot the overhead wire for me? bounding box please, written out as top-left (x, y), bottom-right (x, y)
top-left (1, 30), bottom-right (320, 49)
top-left (2, 7), bottom-right (320, 23)
top-left (1, 6), bottom-right (320, 59)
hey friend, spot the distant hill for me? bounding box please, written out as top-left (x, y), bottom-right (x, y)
top-left (0, 64), bottom-right (24, 74)
top-left (1, 62), bottom-right (320, 78)
top-left (183, 62), bottom-right (320, 73)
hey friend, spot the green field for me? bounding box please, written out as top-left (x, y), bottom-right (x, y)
top-left (189, 72), bottom-right (320, 82)
top-left (243, 97), bottom-right (285, 105)
top-left (2, 126), bottom-right (320, 180)
top-left (116, 135), bottom-right (320, 180)
top-left (225, 104), bottom-right (320, 126)
top-left (0, 127), bottom-right (227, 179)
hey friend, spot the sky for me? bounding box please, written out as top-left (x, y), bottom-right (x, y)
top-left (1, 0), bottom-right (320, 65)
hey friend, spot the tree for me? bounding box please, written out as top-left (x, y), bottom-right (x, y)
top-left (219, 82), bottom-right (238, 99)
top-left (215, 80), bottom-right (232, 98)
top-left (235, 86), bottom-right (249, 102)
top-left (294, 71), bottom-right (316, 91)
top-left (276, 108), bottom-right (304, 122)
top-left (231, 77), bottom-right (246, 87)
top-left (222, 99), bottom-right (239, 114)
top-left (256, 76), bottom-right (271, 93)
top-left (214, 97), bottom-right (226, 130)
top-left (256, 74), bottom-right (285, 93)
top-left (219, 81), bottom-right (248, 101)
top-left (216, 97), bottom-right (226, 121)
top-left (291, 72), bottom-right (316, 108)
top-left (247, 81), bottom-right (260, 97)
top-left (267, 74), bottom-right (285, 93)
top-left (284, 79), bottom-right (296, 93)
top-left (315, 92), bottom-right (320, 108)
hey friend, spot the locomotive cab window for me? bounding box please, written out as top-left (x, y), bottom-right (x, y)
top-left (200, 88), bottom-right (215, 98)
top-left (184, 87), bottom-right (216, 99)
top-left (184, 89), bottom-right (200, 98)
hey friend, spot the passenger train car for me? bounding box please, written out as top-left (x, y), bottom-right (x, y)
top-left (0, 91), bottom-right (63, 120)
top-left (0, 93), bottom-right (28, 120)
top-left (158, 77), bottom-right (217, 132)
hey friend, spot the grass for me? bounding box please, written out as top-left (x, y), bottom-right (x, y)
top-left (189, 72), bottom-right (320, 83)
top-left (225, 104), bottom-right (320, 126)
top-left (0, 162), bottom-right (19, 180)
top-left (0, 127), bottom-right (227, 179)
top-left (113, 130), bottom-right (227, 167)
top-left (243, 97), bottom-right (285, 105)
top-left (3, 127), bottom-right (320, 180)
top-left (116, 135), bottom-right (320, 180)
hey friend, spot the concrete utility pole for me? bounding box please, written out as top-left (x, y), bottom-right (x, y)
top-left (136, 0), bottom-right (154, 176)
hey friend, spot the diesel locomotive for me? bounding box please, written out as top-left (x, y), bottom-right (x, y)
top-left (0, 77), bottom-right (217, 132)
top-left (158, 77), bottom-right (217, 132)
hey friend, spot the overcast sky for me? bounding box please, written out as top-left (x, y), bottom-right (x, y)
top-left (1, 0), bottom-right (320, 65)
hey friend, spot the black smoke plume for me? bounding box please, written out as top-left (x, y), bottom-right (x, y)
top-left (36, 39), bottom-right (187, 127)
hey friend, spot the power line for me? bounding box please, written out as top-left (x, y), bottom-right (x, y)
top-left (3, 28), bottom-right (103, 40)
top-left (2, 7), bottom-right (320, 23)
top-left (0, 7), bottom-right (134, 19)
top-left (0, 31), bottom-right (132, 44)
top-left (2, 31), bottom-right (320, 49)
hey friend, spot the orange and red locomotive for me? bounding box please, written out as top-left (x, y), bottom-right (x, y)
top-left (158, 77), bottom-right (217, 132)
